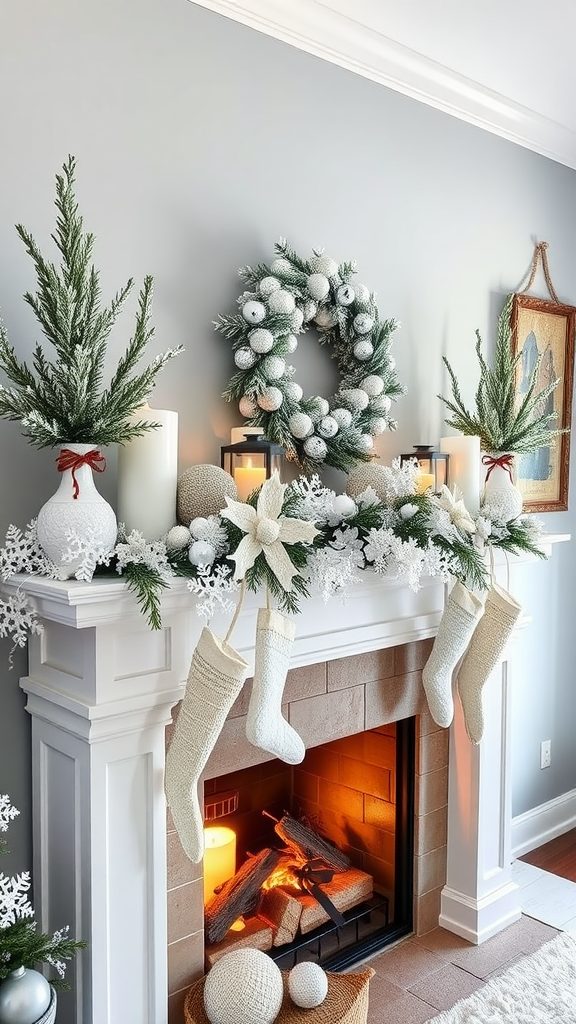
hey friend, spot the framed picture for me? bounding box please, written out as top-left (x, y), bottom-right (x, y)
top-left (511, 293), bottom-right (575, 512)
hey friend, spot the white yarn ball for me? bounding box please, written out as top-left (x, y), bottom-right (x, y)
top-left (314, 308), bottom-right (337, 329)
top-left (284, 333), bottom-right (298, 353)
top-left (309, 255), bottom-right (339, 277)
top-left (242, 300), bottom-right (266, 324)
top-left (239, 395), bottom-right (258, 417)
top-left (337, 284), bottom-right (355, 306)
top-left (262, 355), bottom-right (286, 380)
top-left (270, 257), bottom-right (292, 275)
top-left (303, 435), bottom-right (328, 460)
top-left (354, 283), bottom-right (371, 304)
top-left (361, 374), bottom-right (384, 397)
top-left (290, 308), bottom-right (304, 331)
top-left (234, 346), bottom-right (257, 369)
top-left (318, 415), bottom-right (339, 438)
top-left (258, 386), bottom-right (283, 411)
top-left (203, 948), bottom-right (284, 1024)
top-left (307, 273), bottom-right (330, 301)
top-left (354, 339), bottom-right (374, 361)
top-left (331, 407), bottom-right (353, 428)
top-left (332, 493), bottom-right (357, 518)
top-left (371, 393), bottom-right (392, 413)
top-left (285, 381), bottom-right (303, 402)
top-left (339, 388), bottom-right (369, 412)
top-left (165, 525), bottom-right (192, 551)
top-left (289, 412), bottom-right (313, 438)
top-left (357, 433), bottom-right (374, 452)
top-left (353, 312), bottom-right (374, 335)
top-left (303, 299), bottom-right (318, 322)
top-left (189, 516), bottom-right (210, 539)
top-left (371, 416), bottom-right (387, 435)
top-left (268, 289), bottom-right (296, 314)
top-left (188, 540), bottom-right (216, 566)
top-left (259, 276), bottom-right (281, 298)
top-left (249, 328), bottom-right (275, 354)
top-left (288, 962), bottom-right (328, 1009)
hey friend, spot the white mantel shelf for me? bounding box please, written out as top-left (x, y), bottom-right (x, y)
top-left (5, 533), bottom-right (569, 1024)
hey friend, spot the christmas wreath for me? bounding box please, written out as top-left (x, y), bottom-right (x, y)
top-left (215, 239), bottom-right (405, 474)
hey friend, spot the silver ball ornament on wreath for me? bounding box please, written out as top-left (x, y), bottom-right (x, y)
top-left (303, 299), bottom-right (317, 322)
top-left (353, 312), bottom-right (374, 334)
top-left (331, 407), bottom-right (353, 428)
top-left (242, 300), bottom-right (266, 324)
top-left (188, 540), bottom-right (216, 566)
top-left (177, 465), bottom-right (238, 525)
top-left (0, 966), bottom-right (53, 1024)
top-left (308, 396), bottom-right (330, 419)
top-left (370, 393), bottom-right (392, 413)
top-left (337, 284), bottom-right (355, 306)
top-left (234, 347), bottom-right (257, 370)
top-left (370, 416), bottom-right (387, 435)
top-left (258, 276), bottom-right (281, 298)
top-left (285, 381), bottom-right (303, 402)
top-left (303, 435), bottom-right (328, 460)
top-left (288, 961), bottom-right (328, 1009)
top-left (332, 493), bottom-right (357, 518)
top-left (361, 374), bottom-right (384, 397)
top-left (203, 948), bottom-right (284, 1024)
top-left (249, 328), bottom-right (274, 354)
top-left (239, 395), bottom-right (258, 418)
top-left (354, 283), bottom-right (371, 305)
top-left (267, 289), bottom-right (295, 315)
top-left (309, 255), bottom-right (339, 277)
top-left (257, 386), bottom-right (283, 411)
top-left (307, 273), bottom-right (330, 301)
top-left (288, 412), bottom-right (313, 439)
top-left (270, 257), bottom-right (292, 275)
top-left (353, 339), bottom-right (374, 361)
top-left (314, 308), bottom-right (338, 329)
top-left (318, 415), bottom-right (339, 438)
top-left (262, 355), bottom-right (285, 380)
top-left (356, 433), bottom-right (374, 453)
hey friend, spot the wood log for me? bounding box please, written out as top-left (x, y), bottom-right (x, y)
top-left (298, 866), bottom-right (373, 934)
top-left (260, 886), bottom-right (303, 946)
top-left (204, 847), bottom-right (282, 944)
top-left (204, 916), bottom-right (273, 967)
top-left (272, 812), bottom-right (351, 872)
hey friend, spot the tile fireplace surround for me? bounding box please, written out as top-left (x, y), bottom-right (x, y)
top-left (6, 535), bottom-right (565, 1024)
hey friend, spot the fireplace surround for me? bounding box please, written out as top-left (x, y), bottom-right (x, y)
top-left (5, 535), bottom-right (566, 1024)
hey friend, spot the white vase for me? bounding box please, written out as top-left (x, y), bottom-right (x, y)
top-left (0, 967), bottom-right (55, 1024)
top-left (480, 451), bottom-right (523, 521)
top-left (36, 443), bottom-right (118, 578)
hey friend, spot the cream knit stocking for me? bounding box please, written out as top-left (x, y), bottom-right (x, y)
top-left (456, 582), bottom-right (522, 744)
top-left (164, 627), bottom-right (249, 862)
top-left (246, 607), bottom-right (305, 765)
top-left (422, 581), bottom-right (485, 728)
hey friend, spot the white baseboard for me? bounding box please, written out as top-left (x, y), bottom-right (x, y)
top-left (511, 789), bottom-right (576, 859)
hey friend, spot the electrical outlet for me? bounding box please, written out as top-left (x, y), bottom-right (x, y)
top-left (540, 739), bottom-right (552, 769)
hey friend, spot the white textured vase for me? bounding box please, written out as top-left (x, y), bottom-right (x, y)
top-left (36, 443), bottom-right (118, 578)
top-left (481, 451), bottom-right (523, 522)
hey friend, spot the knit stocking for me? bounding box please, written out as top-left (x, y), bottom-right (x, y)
top-left (246, 607), bottom-right (305, 765)
top-left (457, 582), bottom-right (522, 744)
top-left (165, 627), bottom-right (249, 862)
top-left (422, 581), bottom-right (485, 727)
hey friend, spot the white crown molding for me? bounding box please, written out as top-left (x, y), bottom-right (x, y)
top-left (189, 0), bottom-right (576, 170)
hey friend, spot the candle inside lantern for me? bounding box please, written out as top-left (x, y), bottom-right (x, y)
top-left (117, 403), bottom-right (178, 540)
top-left (203, 826), bottom-right (236, 904)
top-left (233, 458), bottom-right (267, 502)
top-left (416, 472), bottom-right (435, 494)
top-left (440, 435), bottom-right (481, 515)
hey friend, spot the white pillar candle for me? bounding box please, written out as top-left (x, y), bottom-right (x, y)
top-left (117, 403), bottom-right (178, 541)
top-left (203, 826), bottom-right (236, 904)
top-left (440, 435), bottom-right (481, 515)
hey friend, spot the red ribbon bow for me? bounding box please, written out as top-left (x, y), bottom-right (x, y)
top-left (56, 448), bottom-right (107, 499)
top-left (481, 453), bottom-right (514, 483)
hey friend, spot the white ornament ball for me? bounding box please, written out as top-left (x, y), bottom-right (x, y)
top-left (361, 374), bottom-right (384, 397)
top-left (303, 435), bottom-right (328, 461)
top-left (371, 416), bottom-right (387, 435)
top-left (314, 308), bottom-right (337, 329)
top-left (332, 493), bottom-right (357, 518)
top-left (188, 540), bottom-right (216, 566)
top-left (371, 393), bottom-right (392, 413)
top-left (270, 257), bottom-right (292, 275)
top-left (249, 328), bottom-right (274, 354)
top-left (357, 433), bottom-right (374, 452)
top-left (354, 283), bottom-right (371, 305)
top-left (309, 396), bottom-right (330, 418)
top-left (262, 355), bottom-right (286, 380)
top-left (303, 299), bottom-right (318, 322)
top-left (268, 289), bottom-right (296, 315)
top-left (242, 300), bottom-right (266, 324)
top-left (331, 407), bottom-right (353, 429)
top-left (318, 415), bottom-right (339, 438)
top-left (285, 381), bottom-right (304, 402)
top-left (258, 386), bottom-right (283, 411)
top-left (284, 333), bottom-right (298, 353)
top-left (354, 339), bottom-right (374, 361)
top-left (289, 412), bottom-right (313, 438)
top-left (307, 273), bottom-right (330, 301)
top-left (239, 395), bottom-right (258, 418)
top-left (203, 948), bottom-right (284, 1024)
top-left (290, 308), bottom-right (304, 331)
top-left (234, 346), bottom-right (257, 369)
top-left (189, 516), bottom-right (210, 539)
top-left (339, 388), bottom-right (369, 412)
top-left (309, 255), bottom-right (339, 277)
top-left (165, 525), bottom-right (192, 552)
top-left (353, 313), bottom-right (374, 335)
top-left (288, 962), bottom-right (329, 1009)
top-left (337, 284), bottom-right (355, 306)
top-left (259, 276), bottom-right (281, 298)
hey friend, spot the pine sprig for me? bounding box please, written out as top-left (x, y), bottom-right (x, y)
top-left (122, 562), bottom-right (168, 631)
top-left (0, 918), bottom-right (87, 986)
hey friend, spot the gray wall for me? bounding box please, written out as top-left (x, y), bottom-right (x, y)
top-left (1, 0), bottom-right (575, 874)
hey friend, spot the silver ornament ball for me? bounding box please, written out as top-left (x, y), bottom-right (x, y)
top-left (248, 328), bottom-right (274, 354)
top-left (257, 386), bottom-right (283, 411)
top-left (242, 300), bottom-right (266, 324)
top-left (318, 415), bottom-right (339, 438)
top-left (307, 273), bottom-right (330, 301)
top-left (234, 347), bottom-right (257, 369)
top-left (303, 435), bottom-right (328, 460)
top-left (239, 395), bottom-right (258, 417)
top-left (353, 312), bottom-right (374, 334)
top-left (288, 412), bottom-right (313, 439)
top-left (0, 967), bottom-right (52, 1024)
top-left (353, 339), bottom-right (374, 361)
top-left (262, 355), bottom-right (286, 380)
top-left (336, 284), bottom-right (355, 306)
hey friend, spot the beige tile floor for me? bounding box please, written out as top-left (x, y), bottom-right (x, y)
top-left (363, 861), bottom-right (576, 1024)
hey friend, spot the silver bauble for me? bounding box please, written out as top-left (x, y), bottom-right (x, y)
top-left (0, 967), bottom-right (52, 1024)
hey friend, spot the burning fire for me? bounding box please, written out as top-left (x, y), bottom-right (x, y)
top-left (261, 858), bottom-right (304, 893)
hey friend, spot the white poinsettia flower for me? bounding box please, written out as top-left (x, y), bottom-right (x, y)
top-left (221, 471), bottom-right (319, 591)
top-left (435, 485), bottom-right (476, 535)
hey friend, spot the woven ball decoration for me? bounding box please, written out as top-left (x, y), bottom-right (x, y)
top-left (177, 465), bottom-right (238, 525)
top-left (346, 463), bottom-right (396, 503)
top-left (288, 962), bottom-right (329, 1009)
top-left (203, 949), bottom-right (283, 1024)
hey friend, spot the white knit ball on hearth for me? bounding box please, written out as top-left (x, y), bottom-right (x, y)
top-left (234, 346), bottom-right (257, 370)
top-left (353, 339), bottom-right (374, 361)
top-left (257, 386), bottom-right (283, 411)
top-left (177, 465), bottom-right (237, 524)
top-left (288, 961), bottom-right (328, 1008)
top-left (259, 276), bottom-right (281, 298)
top-left (303, 435), bottom-right (328, 460)
top-left (203, 948), bottom-right (284, 1024)
top-left (242, 299), bottom-right (266, 324)
top-left (289, 412), bottom-right (313, 439)
top-left (268, 289), bottom-right (296, 314)
top-left (307, 273), bottom-right (330, 301)
top-left (239, 395), bottom-right (258, 418)
top-left (249, 328), bottom-right (275, 354)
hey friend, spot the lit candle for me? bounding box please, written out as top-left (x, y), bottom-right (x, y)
top-left (117, 403), bottom-right (178, 540)
top-left (233, 458), bottom-right (267, 502)
top-left (416, 472), bottom-right (435, 494)
top-left (440, 435), bottom-right (481, 515)
top-left (203, 826), bottom-right (236, 904)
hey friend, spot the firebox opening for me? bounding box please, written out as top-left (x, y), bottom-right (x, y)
top-left (202, 716), bottom-right (415, 970)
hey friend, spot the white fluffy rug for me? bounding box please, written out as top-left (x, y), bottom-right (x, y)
top-left (427, 932), bottom-right (576, 1023)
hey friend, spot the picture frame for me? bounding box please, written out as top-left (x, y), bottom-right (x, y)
top-left (511, 293), bottom-right (575, 512)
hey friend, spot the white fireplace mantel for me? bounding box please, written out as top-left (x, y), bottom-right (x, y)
top-left (5, 533), bottom-right (568, 1024)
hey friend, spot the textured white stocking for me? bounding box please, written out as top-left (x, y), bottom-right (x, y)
top-left (246, 608), bottom-right (305, 765)
top-left (422, 581), bottom-right (485, 727)
top-left (164, 627), bottom-right (249, 862)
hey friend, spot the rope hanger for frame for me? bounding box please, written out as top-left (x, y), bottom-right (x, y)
top-left (519, 241), bottom-right (560, 302)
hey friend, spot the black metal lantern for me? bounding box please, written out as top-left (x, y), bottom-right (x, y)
top-left (220, 434), bottom-right (285, 501)
top-left (400, 445), bottom-right (450, 494)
